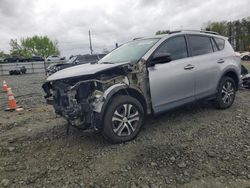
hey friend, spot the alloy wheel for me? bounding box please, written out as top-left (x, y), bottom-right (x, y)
top-left (111, 104), bottom-right (140, 137)
top-left (221, 81), bottom-right (235, 105)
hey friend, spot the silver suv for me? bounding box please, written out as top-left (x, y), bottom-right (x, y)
top-left (42, 30), bottom-right (241, 143)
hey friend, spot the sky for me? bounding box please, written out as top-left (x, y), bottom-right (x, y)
top-left (0, 0), bottom-right (249, 57)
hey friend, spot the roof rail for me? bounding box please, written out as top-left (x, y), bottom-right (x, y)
top-left (199, 30), bottom-right (219, 35)
top-left (169, 30), bottom-right (181, 34)
top-left (133, 37), bottom-right (143, 40)
top-left (168, 30), bottom-right (219, 35)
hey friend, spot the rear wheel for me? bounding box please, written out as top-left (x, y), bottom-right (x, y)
top-left (103, 95), bottom-right (144, 143)
top-left (213, 77), bottom-right (236, 109)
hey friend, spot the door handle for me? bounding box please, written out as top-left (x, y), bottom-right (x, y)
top-left (217, 59), bottom-right (225, 64)
top-left (184, 64), bottom-right (194, 70)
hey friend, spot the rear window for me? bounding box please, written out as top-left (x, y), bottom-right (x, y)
top-left (213, 37), bottom-right (225, 50)
top-left (189, 35), bottom-right (213, 56)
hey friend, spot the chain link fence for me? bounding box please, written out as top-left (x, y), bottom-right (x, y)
top-left (0, 61), bottom-right (65, 76)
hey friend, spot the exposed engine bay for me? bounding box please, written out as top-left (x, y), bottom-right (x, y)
top-left (42, 61), bottom-right (150, 131)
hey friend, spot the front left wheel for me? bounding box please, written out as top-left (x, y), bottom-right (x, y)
top-left (102, 95), bottom-right (145, 144)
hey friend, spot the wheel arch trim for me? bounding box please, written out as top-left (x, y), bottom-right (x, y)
top-left (218, 68), bottom-right (240, 90)
top-left (96, 84), bottom-right (147, 128)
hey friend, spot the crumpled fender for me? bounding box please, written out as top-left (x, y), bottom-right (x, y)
top-left (91, 83), bottom-right (128, 113)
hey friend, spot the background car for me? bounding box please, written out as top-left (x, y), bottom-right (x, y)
top-left (28, 56), bottom-right (44, 62)
top-left (45, 55), bottom-right (65, 62)
top-left (240, 51), bottom-right (250, 61)
top-left (9, 66), bottom-right (27, 75)
top-left (46, 53), bottom-right (106, 76)
top-left (4, 56), bottom-right (26, 62)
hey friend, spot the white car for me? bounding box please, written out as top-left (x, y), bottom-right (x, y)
top-left (240, 51), bottom-right (250, 61)
top-left (46, 55), bottom-right (65, 62)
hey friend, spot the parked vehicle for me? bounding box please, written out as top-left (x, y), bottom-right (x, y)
top-left (240, 51), bottom-right (250, 61)
top-left (46, 54), bottom-right (106, 76)
top-left (28, 56), bottom-right (44, 62)
top-left (9, 66), bottom-right (27, 75)
top-left (42, 30), bottom-right (241, 143)
top-left (241, 64), bottom-right (250, 89)
top-left (46, 55), bottom-right (65, 62)
top-left (4, 56), bottom-right (26, 63)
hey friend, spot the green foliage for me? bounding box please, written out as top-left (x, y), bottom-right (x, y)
top-left (9, 39), bottom-right (22, 56)
top-left (205, 21), bottom-right (228, 36)
top-left (0, 51), bottom-right (8, 58)
top-left (205, 17), bottom-right (250, 51)
top-left (156, 30), bottom-right (170, 35)
top-left (9, 36), bottom-right (60, 58)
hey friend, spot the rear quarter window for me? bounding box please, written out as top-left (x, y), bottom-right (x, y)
top-left (213, 37), bottom-right (225, 50)
top-left (211, 38), bottom-right (219, 52)
top-left (189, 35), bottom-right (213, 56)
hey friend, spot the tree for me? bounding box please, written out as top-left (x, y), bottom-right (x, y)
top-left (9, 39), bottom-right (22, 56)
top-left (156, 30), bottom-right (170, 35)
top-left (0, 51), bottom-right (8, 59)
top-left (204, 17), bottom-right (250, 51)
top-left (205, 21), bottom-right (228, 36)
top-left (10, 36), bottom-right (60, 58)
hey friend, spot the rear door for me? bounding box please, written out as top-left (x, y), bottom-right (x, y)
top-left (187, 35), bottom-right (222, 98)
top-left (148, 35), bottom-right (195, 114)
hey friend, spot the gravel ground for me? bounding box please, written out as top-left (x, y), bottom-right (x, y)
top-left (0, 63), bottom-right (250, 188)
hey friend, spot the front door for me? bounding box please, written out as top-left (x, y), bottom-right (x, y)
top-left (147, 35), bottom-right (195, 114)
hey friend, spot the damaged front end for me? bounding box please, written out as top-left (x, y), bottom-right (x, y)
top-left (42, 62), bottom-right (149, 131)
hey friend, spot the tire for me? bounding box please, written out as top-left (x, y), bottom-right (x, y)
top-left (213, 76), bottom-right (236, 109)
top-left (242, 55), bottom-right (250, 61)
top-left (102, 95), bottom-right (145, 144)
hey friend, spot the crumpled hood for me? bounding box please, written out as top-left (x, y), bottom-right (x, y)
top-left (47, 62), bottom-right (128, 81)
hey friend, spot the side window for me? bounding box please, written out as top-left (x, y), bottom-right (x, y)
top-left (189, 35), bottom-right (213, 56)
top-left (214, 37), bottom-right (225, 50)
top-left (154, 36), bottom-right (188, 61)
top-left (211, 38), bottom-right (218, 52)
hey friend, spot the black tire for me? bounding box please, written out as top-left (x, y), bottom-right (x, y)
top-left (213, 76), bottom-right (236, 109)
top-left (242, 55), bottom-right (250, 61)
top-left (102, 95), bottom-right (145, 144)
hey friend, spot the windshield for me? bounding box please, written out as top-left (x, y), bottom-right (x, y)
top-left (99, 38), bottom-right (159, 64)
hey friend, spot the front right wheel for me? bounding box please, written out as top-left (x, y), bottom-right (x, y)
top-left (102, 95), bottom-right (144, 143)
top-left (213, 76), bottom-right (236, 109)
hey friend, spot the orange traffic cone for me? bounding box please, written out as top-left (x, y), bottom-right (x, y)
top-left (5, 88), bottom-right (23, 111)
top-left (2, 80), bottom-right (8, 92)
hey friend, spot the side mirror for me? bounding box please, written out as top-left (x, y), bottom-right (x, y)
top-left (74, 60), bottom-right (79, 64)
top-left (150, 53), bottom-right (172, 66)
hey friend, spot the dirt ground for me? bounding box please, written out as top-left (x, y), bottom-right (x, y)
top-left (0, 62), bottom-right (250, 188)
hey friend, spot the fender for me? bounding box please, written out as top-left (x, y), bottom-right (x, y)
top-left (90, 83), bottom-right (127, 130)
top-left (91, 83), bottom-right (147, 130)
top-left (91, 83), bottom-right (127, 113)
top-left (217, 68), bottom-right (240, 90)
